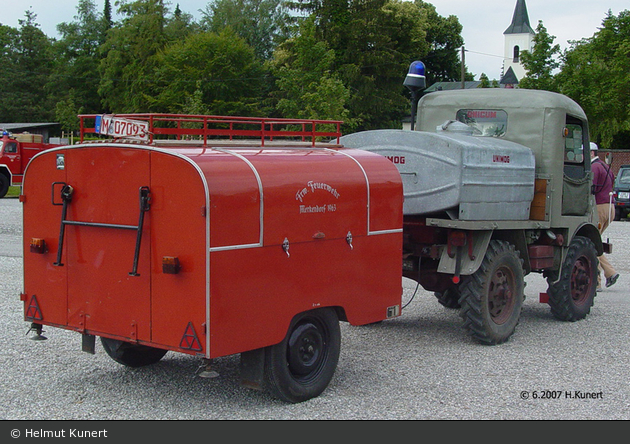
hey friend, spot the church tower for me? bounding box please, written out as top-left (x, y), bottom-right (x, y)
top-left (503, 0), bottom-right (535, 82)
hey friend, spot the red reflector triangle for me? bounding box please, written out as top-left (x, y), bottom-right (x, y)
top-left (25, 295), bottom-right (43, 321)
top-left (179, 322), bottom-right (202, 352)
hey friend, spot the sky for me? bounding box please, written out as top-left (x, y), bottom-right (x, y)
top-left (1, 0), bottom-right (628, 81)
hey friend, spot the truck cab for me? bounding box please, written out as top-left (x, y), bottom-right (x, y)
top-left (0, 131), bottom-right (64, 198)
top-left (413, 89), bottom-right (598, 236)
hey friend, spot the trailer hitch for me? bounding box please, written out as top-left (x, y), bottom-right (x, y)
top-left (52, 183), bottom-right (151, 276)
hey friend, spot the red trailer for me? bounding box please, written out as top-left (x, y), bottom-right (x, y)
top-left (21, 115), bottom-right (403, 403)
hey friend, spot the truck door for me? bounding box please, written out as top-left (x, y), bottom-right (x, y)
top-left (562, 117), bottom-right (591, 216)
top-left (63, 148), bottom-right (152, 342)
top-left (2, 141), bottom-right (20, 176)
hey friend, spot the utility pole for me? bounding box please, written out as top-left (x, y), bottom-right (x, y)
top-left (461, 46), bottom-right (466, 89)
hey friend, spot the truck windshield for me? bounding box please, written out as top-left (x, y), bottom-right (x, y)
top-left (455, 109), bottom-right (507, 137)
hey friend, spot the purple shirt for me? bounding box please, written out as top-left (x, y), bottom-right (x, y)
top-left (591, 158), bottom-right (614, 205)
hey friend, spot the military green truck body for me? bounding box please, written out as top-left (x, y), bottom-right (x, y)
top-left (341, 89), bottom-right (606, 344)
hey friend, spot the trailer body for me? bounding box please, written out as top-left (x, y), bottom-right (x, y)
top-left (21, 116), bottom-right (402, 402)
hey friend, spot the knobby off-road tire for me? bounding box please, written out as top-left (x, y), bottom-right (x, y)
top-left (458, 240), bottom-right (524, 345)
top-left (263, 308), bottom-right (341, 403)
top-left (546, 236), bottom-right (598, 321)
top-left (100, 337), bottom-right (168, 367)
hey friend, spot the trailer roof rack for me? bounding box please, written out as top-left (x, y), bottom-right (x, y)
top-left (78, 114), bottom-right (343, 147)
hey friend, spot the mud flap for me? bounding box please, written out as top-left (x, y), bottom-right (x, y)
top-left (240, 348), bottom-right (266, 391)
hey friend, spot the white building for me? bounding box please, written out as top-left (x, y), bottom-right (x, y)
top-left (503, 0), bottom-right (535, 84)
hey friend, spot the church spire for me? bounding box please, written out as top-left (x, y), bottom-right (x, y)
top-left (504, 0), bottom-right (535, 34)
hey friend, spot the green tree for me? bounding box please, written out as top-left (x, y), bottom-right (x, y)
top-left (268, 16), bottom-right (351, 124)
top-left (556, 10), bottom-right (630, 148)
top-left (0, 10), bottom-right (55, 122)
top-left (0, 24), bottom-right (20, 121)
top-left (413, 0), bottom-right (465, 85)
top-left (50, 0), bottom-right (107, 120)
top-left (201, 0), bottom-right (292, 60)
top-left (286, 0), bottom-right (431, 130)
top-left (519, 20), bottom-right (560, 91)
top-left (98, 0), bottom-right (170, 112)
top-left (149, 29), bottom-right (268, 116)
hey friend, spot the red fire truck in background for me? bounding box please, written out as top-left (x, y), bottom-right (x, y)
top-left (0, 131), bottom-right (65, 198)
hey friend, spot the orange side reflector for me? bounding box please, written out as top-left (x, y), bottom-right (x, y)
top-left (30, 238), bottom-right (47, 254)
top-left (162, 256), bottom-right (181, 274)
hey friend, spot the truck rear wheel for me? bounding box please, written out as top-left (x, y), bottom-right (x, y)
top-left (0, 175), bottom-right (9, 198)
top-left (100, 337), bottom-right (168, 367)
top-left (263, 308), bottom-right (341, 403)
top-left (458, 240), bottom-right (524, 345)
top-left (546, 236), bottom-right (597, 321)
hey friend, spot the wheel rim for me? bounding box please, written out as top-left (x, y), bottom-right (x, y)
top-left (488, 266), bottom-right (516, 325)
top-left (287, 321), bottom-right (326, 380)
top-left (570, 256), bottom-right (593, 306)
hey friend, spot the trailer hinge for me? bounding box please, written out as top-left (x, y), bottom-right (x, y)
top-left (282, 238), bottom-right (290, 258)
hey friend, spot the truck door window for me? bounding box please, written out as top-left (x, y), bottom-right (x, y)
top-left (455, 109), bottom-right (507, 137)
top-left (564, 123), bottom-right (584, 163)
top-left (4, 142), bottom-right (18, 153)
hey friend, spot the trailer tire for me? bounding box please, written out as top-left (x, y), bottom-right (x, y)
top-left (263, 308), bottom-right (340, 403)
top-left (100, 337), bottom-right (168, 367)
top-left (458, 240), bottom-right (524, 345)
top-left (546, 236), bottom-right (598, 321)
top-left (0, 175), bottom-right (9, 198)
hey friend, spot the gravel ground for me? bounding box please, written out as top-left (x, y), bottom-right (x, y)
top-left (1, 197), bottom-right (629, 421)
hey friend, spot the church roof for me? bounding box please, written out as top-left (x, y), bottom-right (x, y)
top-left (504, 0), bottom-right (535, 34)
top-left (500, 67), bottom-right (519, 85)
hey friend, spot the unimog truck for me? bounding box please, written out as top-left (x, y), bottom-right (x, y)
top-left (341, 88), bottom-right (606, 345)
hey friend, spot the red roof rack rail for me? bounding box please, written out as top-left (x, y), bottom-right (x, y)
top-left (78, 114), bottom-right (343, 147)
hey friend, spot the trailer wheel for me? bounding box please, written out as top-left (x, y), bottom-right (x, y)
top-left (458, 240), bottom-right (524, 345)
top-left (0, 175), bottom-right (9, 198)
top-left (434, 287), bottom-right (461, 309)
top-left (546, 236), bottom-right (597, 321)
top-left (100, 337), bottom-right (167, 367)
top-left (263, 308), bottom-right (341, 403)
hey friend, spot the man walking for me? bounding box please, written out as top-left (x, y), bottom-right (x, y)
top-left (590, 142), bottom-right (620, 290)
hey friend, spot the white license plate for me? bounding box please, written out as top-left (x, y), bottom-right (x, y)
top-left (95, 115), bottom-right (149, 141)
top-left (618, 191), bottom-right (629, 200)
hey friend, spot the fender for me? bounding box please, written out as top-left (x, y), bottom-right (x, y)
top-left (437, 230), bottom-right (493, 276)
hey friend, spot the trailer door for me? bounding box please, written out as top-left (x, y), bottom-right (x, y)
top-left (63, 147), bottom-right (152, 342)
